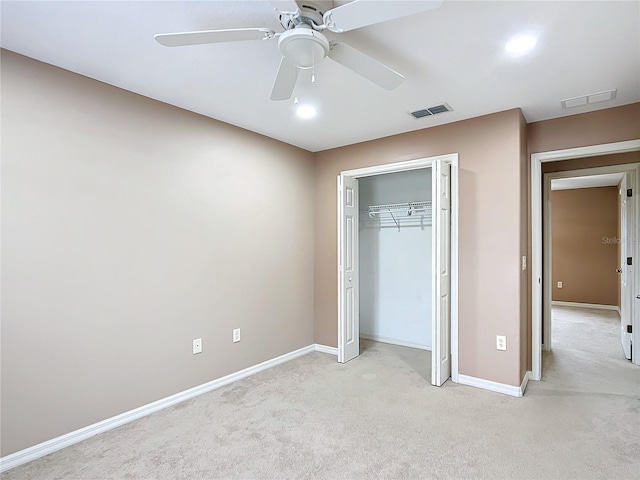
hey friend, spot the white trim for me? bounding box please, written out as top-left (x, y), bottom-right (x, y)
top-left (531, 149), bottom-right (543, 380)
top-left (339, 154), bottom-right (456, 178)
top-left (360, 334), bottom-right (431, 351)
top-left (552, 301), bottom-right (620, 311)
top-left (533, 140), bottom-right (640, 163)
top-left (336, 175), bottom-right (345, 363)
top-left (458, 373), bottom-right (528, 398)
top-left (542, 172), bottom-right (553, 353)
top-left (531, 139), bottom-right (640, 382)
top-left (337, 154), bottom-right (459, 383)
top-left (0, 344), bottom-right (317, 473)
top-left (314, 344), bottom-right (339, 356)
top-left (450, 159), bottom-right (460, 383)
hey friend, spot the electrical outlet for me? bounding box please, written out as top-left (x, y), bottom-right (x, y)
top-left (496, 335), bottom-right (506, 351)
top-left (192, 338), bottom-right (202, 354)
top-left (233, 328), bottom-right (241, 343)
top-left (557, 281), bottom-right (563, 288)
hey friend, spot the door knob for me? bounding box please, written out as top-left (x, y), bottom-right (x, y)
top-left (637, 294), bottom-right (640, 299)
top-left (616, 268), bottom-right (623, 273)
top-left (348, 277), bottom-right (352, 282)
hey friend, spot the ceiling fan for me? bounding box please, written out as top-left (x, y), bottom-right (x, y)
top-left (154, 0), bottom-right (443, 101)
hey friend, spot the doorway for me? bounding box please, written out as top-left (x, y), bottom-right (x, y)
top-left (531, 140), bottom-right (640, 381)
top-left (546, 170), bottom-right (630, 358)
top-left (336, 154), bottom-right (458, 386)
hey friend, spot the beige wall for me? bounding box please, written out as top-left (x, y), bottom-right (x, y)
top-left (0, 51), bottom-right (315, 456)
top-left (551, 187), bottom-right (620, 305)
top-left (314, 109), bottom-right (527, 387)
top-left (528, 103), bottom-right (640, 154)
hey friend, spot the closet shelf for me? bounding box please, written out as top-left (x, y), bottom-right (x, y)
top-left (366, 201), bottom-right (431, 218)
top-left (361, 201), bottom-right (432, 229)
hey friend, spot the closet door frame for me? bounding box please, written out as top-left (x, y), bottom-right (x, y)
top-left (336, 153), bottom-right (459, 383)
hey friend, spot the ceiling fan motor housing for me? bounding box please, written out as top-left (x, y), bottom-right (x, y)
top-left (278, 27), bottom-right (329, 69)
top-left (279, 1), bottom-right (329, 30)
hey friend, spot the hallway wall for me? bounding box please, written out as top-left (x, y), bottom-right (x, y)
top-left (551, 187), bottom-right (619, 305)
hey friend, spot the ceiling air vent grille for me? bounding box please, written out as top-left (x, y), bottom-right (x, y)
top-left (410, 103), bottom-right (453, 119)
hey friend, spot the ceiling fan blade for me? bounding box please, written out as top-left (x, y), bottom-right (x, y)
top-left (323, 0), bottom-right (443, 33)
top-left (268, 0), bottom-right (300, 15)
top-left (154, 28), bottom-right (274, 47)
top-left (328, 42), bottom-right (403, 90)
top-left (270, 57), bottom-right (299, 101)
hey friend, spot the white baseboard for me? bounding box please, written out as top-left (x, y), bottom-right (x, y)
top-left (458, 372), bottom-right (528, 398)
top-left (314, 344), bottom-right (338, 356)
top-left (0, 344), bottom-right (317, 473)
top-left (360, 334), bottom-right (431, 351)
top-left (552, 301), bottom-right (619, 311)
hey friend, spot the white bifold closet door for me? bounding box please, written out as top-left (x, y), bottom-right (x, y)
top-left (339, 175), bottom-right (359, 363)
top-left (431, 160), bottom-right (451, 386)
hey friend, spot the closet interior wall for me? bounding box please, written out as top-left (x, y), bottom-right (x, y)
top-left (359, 168), bottom-right (433, 350)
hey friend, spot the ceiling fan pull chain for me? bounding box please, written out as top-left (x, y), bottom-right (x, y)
top-left (312, 48), bottom-right (316, 84)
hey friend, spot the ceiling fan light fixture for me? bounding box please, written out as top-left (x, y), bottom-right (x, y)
top-left (278, 28), bottom-right (329, 69)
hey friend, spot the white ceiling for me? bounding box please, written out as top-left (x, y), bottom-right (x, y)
top-left (1, 1), bottom-right (639, 152)
top-left (551, 173), bottom-right (625, 191)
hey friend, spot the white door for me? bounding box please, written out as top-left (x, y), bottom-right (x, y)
top-left (338, 175), bottom-right (359, 363)
top-left (432, 161), bottom-right (452, 386)
top-left (620, 173), bottom-right (633, 359)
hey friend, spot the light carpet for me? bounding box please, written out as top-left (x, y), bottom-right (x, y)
top-left (2, 307), bottom-right (639, 479)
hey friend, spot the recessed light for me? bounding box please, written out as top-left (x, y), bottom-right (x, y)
top-left (505, 34), bottom-right (538, 56)
top-left (296, 104), bottom-right (317, 119)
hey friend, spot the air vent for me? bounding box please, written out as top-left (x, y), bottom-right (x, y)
top-left (409, 103), bottom-right (453, 119)
top-left (561, 89), bottom-right (617, 109)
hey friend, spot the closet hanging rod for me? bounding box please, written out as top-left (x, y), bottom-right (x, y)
top-left (365, 201), bottom-right (431, 217)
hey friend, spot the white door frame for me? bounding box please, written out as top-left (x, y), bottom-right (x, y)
top-left (542, 163), bottom-right (639, 353)
top-left (531, 139), bottom-right (640, 381)
top-left (337, 153), bottom-right (459, 383)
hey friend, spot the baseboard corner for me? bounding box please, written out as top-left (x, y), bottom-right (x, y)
top-left (314, 344), bottom-right (338, 356)
top-left (458, 374), bottom-right (524, 397)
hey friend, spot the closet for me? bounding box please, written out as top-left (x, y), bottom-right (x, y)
top-left (358, 168), bottom-right (433, 351)
top-left (338, 155), bottom-right (453, 386)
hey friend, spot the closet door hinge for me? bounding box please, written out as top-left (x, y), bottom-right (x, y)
top-left (627, 188), bottom-right (632, 197)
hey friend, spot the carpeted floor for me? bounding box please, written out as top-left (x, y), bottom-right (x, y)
top-left (2, 306), bottom-right (639, 479)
